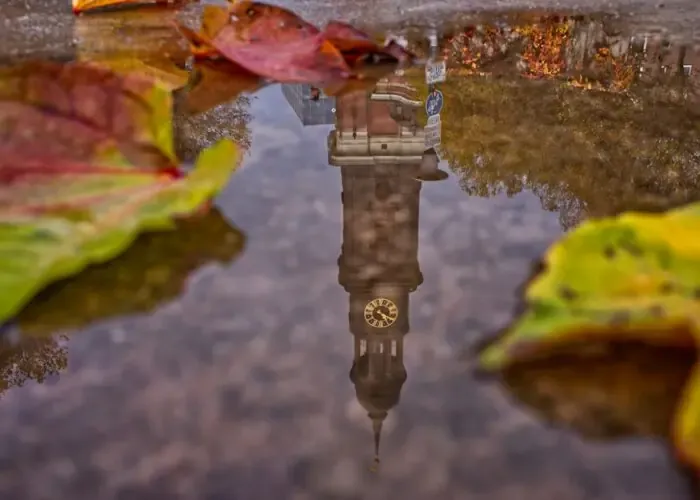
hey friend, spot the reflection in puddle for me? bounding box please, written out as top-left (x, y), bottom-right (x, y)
top-left (0, 210), bottom-right (245, 397)
top-left (329, 75), bottom-right (449, 465)
top-left (502, 342), bottom-right (693, 440)
top-left (423, 18), bottom-right (700, 229)
top-left (1, 5), bottom-right (700, 496)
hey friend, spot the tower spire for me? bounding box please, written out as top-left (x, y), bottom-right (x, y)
top-left (369, 411), bottom-right (387, 472)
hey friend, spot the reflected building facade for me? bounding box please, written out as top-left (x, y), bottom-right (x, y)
top-left (281, 84), bottom-right (336, 126)
top-left (327, 74), bottom-right (448, 467)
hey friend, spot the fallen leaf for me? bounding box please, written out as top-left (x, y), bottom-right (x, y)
top-left (82, 58), bottom-right (190, 91)
top-left (478, 202), bottom-right (700, 470)
top-left (0, 139), bottom-right (238, 326)
top-left (18, 208), bottom-right (245, 335)
top-left (72, 0), bottom-right (181, 14)
top-left (323, 21), bottom-right (413, 66)
top-left (177, 2), bottom-right (419, 83)
top-left (227, 1), bottom-right (320, 43)
top-left (0, 62), bottom-right (240, 325)
top-left (173, 22), bottom-right (221, 59)
top-left (212, 26), bottom-right (350, 83)
top-left (202, 4), bottom-right (231, 39)
top-left (479, 205), bottom-right (700, 371)
top-left (0, 61), bottom-right (177, 167)
top-left (323, 20), bottom-right (380, 64)
top-left (181, 59), bottom-right (262, 115)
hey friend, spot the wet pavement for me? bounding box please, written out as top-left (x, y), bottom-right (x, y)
top-left (2, 1), bottom-right (700, 499)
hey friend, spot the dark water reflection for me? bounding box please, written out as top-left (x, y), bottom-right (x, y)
top-left (1, 5), bottom-right (700, 500)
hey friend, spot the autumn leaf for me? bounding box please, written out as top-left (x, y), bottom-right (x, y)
top-left (174, 22), bottom-right (221, 60)
top-left (323, 21), bottom-right (415, 66)
top-left (478, 202), bottom-right (700, 470)
top-left (181, 59), bottom-right (262, 115)
top-left (0, 139), bottom-right (238, 325)
top-left (0, 62), bottom-right (240, 325)
top-left (176, 2), bottom-right (412, 83)
top-left (0, 61), bottom-right (177, 167)
top-left (202, 4), bottom-right (231, 39)
top-left (72, 0), bottom-right (181, 14)
top-left (81, 58), bottom-right (190, 91)
top-left (211, 26), bottom-right (350, 83)
top-left (479, 205), bottom-right (700, 369)
top-left (227, 1), bottom-right (321, 43)
top-left (173, 5), bottom-right (232, 60)
top-left (17, 208), bottom-right (245, 335)
top-left (207, 2), bottom-right (349, 82)
top-left (323, 21), bottom-right (383, 65)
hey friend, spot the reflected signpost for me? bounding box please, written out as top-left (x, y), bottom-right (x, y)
top-left (424, 30), bottom-right (445, 151)
top-left (424, 89), bottom-right (443, 150)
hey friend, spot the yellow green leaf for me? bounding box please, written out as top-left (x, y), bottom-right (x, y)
top-left (479, 202), bottom-right (700, 472)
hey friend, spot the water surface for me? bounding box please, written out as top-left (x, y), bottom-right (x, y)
top-left (1, 3), bottom-right (700, 499)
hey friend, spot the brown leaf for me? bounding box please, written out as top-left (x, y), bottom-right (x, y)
top-left (72, 0), bottom-right (184, 14)
top-left (173, 21), bottom-right (221, 60)
top-left (182, 60), bottom-right (262, 115)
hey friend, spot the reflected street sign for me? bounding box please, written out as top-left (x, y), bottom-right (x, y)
top-left (427, 114), bottom-right (440, 126)
top-left (425, 59), bottom-right (446, 85)
top-left (425, 89), bottom-right (444, 117)
top-left (424, 116), bottom-right (441, 149)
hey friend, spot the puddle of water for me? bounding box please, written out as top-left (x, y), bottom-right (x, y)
top-left (1, 5), bottom-right (700, 500)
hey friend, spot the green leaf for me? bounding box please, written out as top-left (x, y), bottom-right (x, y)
top-left (0, 139), bottom-right (238, 325)
top-left (479, 202), bottom-right (700, 471)
top-left (17, 207), bottom-right (245, 335)
top-left (0, 62), bottom-right (240, 325)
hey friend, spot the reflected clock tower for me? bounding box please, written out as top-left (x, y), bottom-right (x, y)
top-left (328, 73), bottom-right (448, 468)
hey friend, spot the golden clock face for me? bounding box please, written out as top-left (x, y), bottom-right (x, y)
top-left (364, 298), bottom-right (399, 328)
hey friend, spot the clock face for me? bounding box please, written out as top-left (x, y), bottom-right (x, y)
top-left (364, 298), bottom-right (399, 328)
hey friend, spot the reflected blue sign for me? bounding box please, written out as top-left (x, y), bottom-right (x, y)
top-left (425, 90), bottom-right (444, 117)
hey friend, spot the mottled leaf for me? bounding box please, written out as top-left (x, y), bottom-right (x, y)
top-left (478, 202), bottom-right (700, 470)
top-left (0, 61), bottom-right (240, 324)
top-left (479, 205), bottom-right (700, 371)
top-left (0, 138), bottom-right (238, 325)
top-left (0, 61), bottom-right (176, 167)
